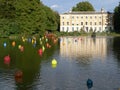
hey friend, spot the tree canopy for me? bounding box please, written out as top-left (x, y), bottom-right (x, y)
top-left (0, 0), bottom-right (59, 37)
top-left (114, 2), bottom-right (120, 33)
top-left (72, 1), bottom-right (95, 11)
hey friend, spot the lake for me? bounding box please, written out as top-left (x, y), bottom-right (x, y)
top-left (0, 36), bottom-right (120, 90)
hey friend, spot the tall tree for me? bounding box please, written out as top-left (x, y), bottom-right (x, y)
top-left (114, 2), bottom-right (120, 33)
top-left (72, 1), bottom-right (95, 11)
top-left (0, 0), bottom-right (59, 37)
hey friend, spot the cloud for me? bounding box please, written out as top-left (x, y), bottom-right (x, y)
top-left (51, 4), bottom-right (59, 9)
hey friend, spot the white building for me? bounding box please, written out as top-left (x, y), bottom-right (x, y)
top-left (60, 9), bottom-right (113, 32)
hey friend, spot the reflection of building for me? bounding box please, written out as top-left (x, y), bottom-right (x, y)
top-left (60, 8), bottom-right (113, 32)
top-left (60, 37), bottom-right (107, 58)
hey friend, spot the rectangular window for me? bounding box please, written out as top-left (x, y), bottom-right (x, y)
top-left (62, 17), bottom-right (64, 19)
top-left (62, 22), bottom-right (64, 25)
top-left (90, 22), bottom-right (92, 25)
top-left (94, 27), bottom-right (96, 30)
top-left (86, 22), bottom-right (88, 25)
top-left (99, 27), bottom-right (101, 31)
top-left (110, 27), bottom-right (112, 30)
top-left (86, 27), bottom-right (88, 32)
top-left (77, 27), bottom-right (79, 31)
top-left (105, 27), bottom-right (107, 30)
top-left (62, 27), bottom-right (64, 31)
top-left (99, 22), bottom-right (101, 25)
top-left (67, 22), bottom-right (69, 25)
top-left (67, 27), bottom-right (69, 32)
top-left (72, 27), bottom-right (74, 31)
top-left (81, 22), bottom-right (83, 25)
top-left (95, 22), bottom-right (96, 25)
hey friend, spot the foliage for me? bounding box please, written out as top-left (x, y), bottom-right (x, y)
top-left (0, 0), bottom-right (60, 37)
top-left (114, 2), bottom-right (120, 33)
top-left (80, 28), bottom-right (86, 34)
top-left (72, 1), bottom-right (95, 11)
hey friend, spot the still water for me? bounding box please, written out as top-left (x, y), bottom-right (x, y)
top-left (0, 36), bottom-right (120, 90)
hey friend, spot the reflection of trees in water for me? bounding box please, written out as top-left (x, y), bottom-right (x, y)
top-left (92, 37), bottom-right (96, 44)
top-left (113, 37), bottom-right (120, 67)
top-left (0, 38), bottom-right (59, 90)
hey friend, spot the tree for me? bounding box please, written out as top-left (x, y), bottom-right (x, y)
top-left (0, 0), bottom-right (59, 37)
top-left (0, 0), bottom-right (16, 19)
top-left (114, 2), bottom-right (120, 33)
top-left (72, 1), bottom-right (95, 11)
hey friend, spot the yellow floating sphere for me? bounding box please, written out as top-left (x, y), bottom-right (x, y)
top-left (12, 41), bottom-right (16, 47)
top-left (32, 39), bottom-right (34, 44)
top-left (42, 46), bottom-right (45, 52)
top-left (22, 39), bottom-right (25, 42)
top-left (18, 45), bottom-right (22, 49)
top-left (52, 59), bottom-right (57, 65)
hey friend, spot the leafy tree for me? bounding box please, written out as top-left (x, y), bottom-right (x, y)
top-left (114, 2), bottom-right (120, 33)
top-left (43, 6), bottom-right (57, 31)
top-left (0, 0), bottom-right (16, 19)
top-left (72, 1), bottom-right (95, 11)
top-left (53, 11), bottom-right (60, 31)
top-left (0, 0), bottom-right (60, 36)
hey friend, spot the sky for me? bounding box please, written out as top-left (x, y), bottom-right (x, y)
top-left (41, 0), bottom-right (119, 13)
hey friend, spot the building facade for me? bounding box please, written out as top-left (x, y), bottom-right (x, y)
top-left (60, 9), bottom-right (113, 32)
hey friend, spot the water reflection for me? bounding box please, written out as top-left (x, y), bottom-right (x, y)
top-left (113, 37), bottom-right (120, 68)
top-left (0, 38), bottom-right (58, 90)
top-left (60, 37), bottom-right (107, 59)
top-left (0, 37), bottom-right (120, 90)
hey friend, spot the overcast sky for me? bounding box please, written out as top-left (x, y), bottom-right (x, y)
top-left (41, 0), bottom-right (119, 13)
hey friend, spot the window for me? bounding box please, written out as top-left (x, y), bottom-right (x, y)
top-left (94, 27), bottom-right (96, 30)
top-left (77, 27), bottom-right (79, 31)
top-left (77, 16), bottom-right (79, 19)
top-left (86, 27), bottom-right (88, 32)
top-left (62, 17), bottom-right (64, 19)
top-left (95, 16), bottom-right (97, 18)
top-left (90, 22), bottom-right (92, 25)
top-left (67, 27), bottom-right (69, 31)
top-left (67, 22), bottom-right (69, 25)
top-left (99, 27), bottom-right (101, 31)
top-left (86, 16), bottom-right (88, 19)
top-left (72, 16), bottom-right (74, 19)
top-left (77, 24), bottom-right (79, 26)
top-left (81, 22), bottom-right (83, 25)
top-left (90, 16), bottom-right (92, 19)
top-left (72, 27), bottom-right (74, 31)
top-left (72, 24), bottom-right (74, 26)
top-left (95, 22), bottom-right (96, 25)
top-left (99, 22), bottom-right (101, 25)
top-left (62, 22), bottom-right (64, 25)
top-left (86, 22), bottom-right (88, 25)
top-left (105, 27), bottom-right (107, 30)
top-left (110, 27), bottom-right (112, 30)
top-left (81, 16), bottom-right (83, 19)
top-left (62, 27), bottom-right (64, 31)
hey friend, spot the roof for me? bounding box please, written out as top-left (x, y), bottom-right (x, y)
top-left (61, 11), bottom-right (113, 15)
